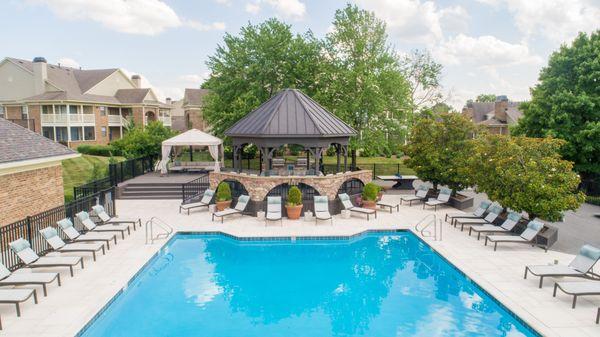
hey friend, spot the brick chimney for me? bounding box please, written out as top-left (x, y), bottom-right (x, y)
top-left (131, 74), bottom-right (141, 88)
top-left (32, 57), bottom-right (47, 95)
top-left (166, 97), bottom-right (172, 105)
top-left (494, 95), bottom-right (508, 122)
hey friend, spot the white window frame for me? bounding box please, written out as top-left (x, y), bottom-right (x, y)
top-left (84, 126), bottom-right (95, 141)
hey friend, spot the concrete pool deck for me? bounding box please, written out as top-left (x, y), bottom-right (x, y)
top-left (1, 195), bottom-right (599, 337)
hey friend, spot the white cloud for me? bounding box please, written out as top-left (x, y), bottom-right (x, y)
top-left (57, 57), bottom-right (80, 68)
top-left (179, 72), bottom-right (210, 84)
top-left (245, 2), bottom-right (261, 15)
top-left (29, 0), bottom-right (225, 35)
top-left (265, 0), bottom-right (306, 20)
top-left (439, 5), bottom-right (470, 34)
top-left (184, 20), bottom-right (226, 32)
top-left (214, 0), bottom-right (231, 6)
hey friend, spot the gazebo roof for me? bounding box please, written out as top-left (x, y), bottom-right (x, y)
top-left (162, 129), bottom-right (222, 146)
top-left (225, 89), bottom-right (357, 138)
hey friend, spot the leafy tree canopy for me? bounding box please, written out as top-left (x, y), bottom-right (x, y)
top-left (111, 121), bottom-right (178, 159)
top-left (512, 31), bottom-right (600, 176)
top-left (469, 135), bottom-right (584, 221)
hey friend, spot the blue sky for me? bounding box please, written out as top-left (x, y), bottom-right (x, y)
top-left (1, 0), bottom-right (598, 109)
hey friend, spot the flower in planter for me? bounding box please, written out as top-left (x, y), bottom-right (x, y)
top-left (287, 186), bottom-right (302, 206)
top-left (216, 182), bottom-right (232, 202)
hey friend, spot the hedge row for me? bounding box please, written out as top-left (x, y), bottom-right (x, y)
top-left (77, 144), bottom-right (122, 157)
top-left (586, 195), bottom-right (600, 206)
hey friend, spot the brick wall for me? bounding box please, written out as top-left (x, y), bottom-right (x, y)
top-left (185, 108), bottom-right (205, 130)
top-left (0, 165), bottom-right (65, 225)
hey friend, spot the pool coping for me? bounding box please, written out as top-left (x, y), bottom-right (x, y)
top-left (75, 229), bottom-right (544, 337)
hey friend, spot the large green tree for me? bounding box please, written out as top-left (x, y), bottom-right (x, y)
top-left (322, 4), bottom-right (411, 162)
top-left (111, 121), bottom-right (178, 159)
top-left (202, 19), bottom-right (325, 137)
top-left (513, 31), bottom-right (600, 177)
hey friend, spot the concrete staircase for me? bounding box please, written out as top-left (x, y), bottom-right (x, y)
top-left (119, 183), bottom-right (183, 200)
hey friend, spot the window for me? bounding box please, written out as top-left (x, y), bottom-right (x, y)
top-left (99, 106), bottom-right (106, 116)
top-left (108, 107), bottom-right (120, 115)
top-left (42, 105), bottom-right (53, 114)
top-left (82, 106), bottom-right (93, 114)
top-left (70, 127), bottom-right (82, 141)
top-left (21, 105), bottom-right (29, 120)
top-left (42, 127), bottom-right (55, 140)
top-left (101, 126), bottom-right (107, 137)
top-left (68, 105), bottom-right (79, 114)
top-left (55, 127), bottom-right (68, 142)
top-left (84, 126), bottom-right (95, 141)
top-left (0, 106), bottom-right (4, 118)
top-left (121, 108), bottom-right (132, 118)
top-left (55, 105), bottom-right (67, 114)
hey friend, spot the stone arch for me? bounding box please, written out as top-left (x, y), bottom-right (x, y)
top-left (220, 179), bottom-right (249, 200)
top-left (265, 183), bottom-right (320, 215)
top-left (337, 178), bottom-right (365, 197)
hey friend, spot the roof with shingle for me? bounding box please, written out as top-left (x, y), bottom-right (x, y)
top-left (0, 118), bottom-right (76, 164)
top-left (183, 89), bottom-right (209, 106)
top-left (225, 89), bottom-right (357, 138)
top-left (115, 88), bottom-right (151, 104)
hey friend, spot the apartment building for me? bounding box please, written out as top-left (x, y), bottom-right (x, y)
top-left (0, 57), bottom-right (173, 148)
top-left (462, 95), bottom-right (524, 135)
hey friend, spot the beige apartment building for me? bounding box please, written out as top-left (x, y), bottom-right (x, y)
top-left (0, 57), bottom-right (173, 148)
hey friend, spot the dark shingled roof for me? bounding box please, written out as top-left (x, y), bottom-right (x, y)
top-left (0, 118), bottom-right (76, 164)
top-left (115, 88), bottom-right (151, 104)
top-left (225, 89), bottom-right (356, 138)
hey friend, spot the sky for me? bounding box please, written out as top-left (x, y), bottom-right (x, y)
top-left (1, 0), bottom-right (598, 110)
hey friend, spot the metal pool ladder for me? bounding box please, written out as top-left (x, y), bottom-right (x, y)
top-left (145, 217), bottom-right (174, 244)
top-left (414, 214), bottom-right (442, 241)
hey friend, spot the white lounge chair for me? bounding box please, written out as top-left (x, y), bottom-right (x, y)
top-left (212, 195), bottom-right (250, 223)
top-left (338, 193), bottom-right (377, 220)
top-left (314, 196), bottom-right (332, 225)
top-left (76, 211), bottom-right (130, 240)
top-left (469, 211), bottom-right (522, 240)
top-left (0, 262), bottom-right (60, 297)
top-left (455, 204), bottom-right (503, 231)
top-left (423, 187), bottom-right (452, 211)
top-left (485, 219), bottom-right (545, 251)
top-left (57, 218), bottom-right (117, 249)
top-left (265, 196), bottom-right (283, 225)
top-left (9, 238), bottom-right (83, 277)
top-left (553, 281), bottom-right (600, 309)
top-left (525, 244), bottom-right (600, 288)
top-left (0, 288), bottom-right (37, 328)
top-left (39, 227), bottom-right (105, 261)
top-left (377, 198), bottom-right (400, 213)
top-left (445, 200), bottom-right (492, 225)
top-left (179, 189), bottom-right (214, 215)
top-left (400, 184), bottom-right (429, 206)
top-left (92, 205), bottom-right (141, 230)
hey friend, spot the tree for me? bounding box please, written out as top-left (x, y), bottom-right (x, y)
top-left (111, 121), bottom-right (178, 158)
top-left (202, 19), bottom-right (326, 137)
top-left (404, 113), bottom-right (478, 192)
top-left (401, 49), bottom-right (443, 114)
top-left (322, 4), bottom-right (411, 165)
top-left (475, 94), bottom-right (497, 102)
top-left (469, 135), bottom-right (584, 221)
top-left (513, 31), bottom-right (600, 178)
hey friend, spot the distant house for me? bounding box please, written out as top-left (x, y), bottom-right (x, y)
top-left (176, 88), bottom-right (209, 131)
top-left (0, 57), bottom-right (173, 148)
top-left (462, 95), bottom-right (524, 134)
top-left (0, 118), bottom-right (78, 225)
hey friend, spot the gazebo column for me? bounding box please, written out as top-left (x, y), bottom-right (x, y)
top-left (315, 147), bottom-right (322, 173)
top-left (343, 145), bottom-right (348, 171)
top-left (306, 150), bottom-right (310, 169)
top-left (189, 146), bottom-right (193, 162)
top-left (336, 144), bottom-right (341, 173)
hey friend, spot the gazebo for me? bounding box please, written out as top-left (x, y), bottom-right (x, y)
top-left (159, 129), bottom-right (224, 174)
top-left (225, 89), bottom-right (357, 174)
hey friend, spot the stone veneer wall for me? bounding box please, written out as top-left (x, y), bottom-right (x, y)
top-left (0, 164), bottom-right (65, 225)
top-left (209, 170), bottom-right (372, 201)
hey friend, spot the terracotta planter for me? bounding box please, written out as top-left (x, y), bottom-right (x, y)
top-left (362, 200), bottom-right (377, 209)
top-left (285, 204), bottom-right (303, 220)
top-left (377, 192), bottom-right (383, 201)
top-left (216, 200), bottom-right (232, 211)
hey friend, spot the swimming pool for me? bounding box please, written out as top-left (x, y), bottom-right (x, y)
top-left (79, 231), bottom-right (539, 337)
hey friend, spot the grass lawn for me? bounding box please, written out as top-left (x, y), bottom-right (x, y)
top-left (61, 155), bottom-right (123, 201)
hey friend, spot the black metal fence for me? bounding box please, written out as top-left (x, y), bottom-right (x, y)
top-left (0, 188), bottom-right (115, 271)
top-left (73, 177), bottom-right (112, 200)
top-left (181, 175), bottom-right (210, 203)
top-left (265, 183), bottom-right (320, 215)
top-left (357, 163), bottom-right (409, 179)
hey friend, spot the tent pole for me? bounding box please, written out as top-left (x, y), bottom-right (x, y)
top-left (189, 145), bottom-right (193, 162)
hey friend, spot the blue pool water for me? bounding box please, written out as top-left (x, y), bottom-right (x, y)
top-left (79, 232), bottom-right (538, 337)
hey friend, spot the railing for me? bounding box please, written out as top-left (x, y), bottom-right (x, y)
top-left (73, 177), bottom-right (112, 200)
top-left (414, 214), bottom-right (442, 241)
top-left (181, 175), bottom-right (210, 203)
top-left (0, 188), bottom-right (116, 271)
top-left (108, 115), bottom-right (122, 124)
top-left (359, 163), bottom-right (409, 179)
top-left (69, 114), bottom-right (95, 123)
top-left (7, 119), bottom-right (35, 132)
top-left (145, 217), bottom-right (173, 244)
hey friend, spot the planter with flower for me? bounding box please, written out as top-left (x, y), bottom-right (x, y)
top-left (285, 186), bottom-right (303, 220)
top-left (215, 182), bottom-right (232, 211)
top-left (361, 183), bottom-right (380, 209)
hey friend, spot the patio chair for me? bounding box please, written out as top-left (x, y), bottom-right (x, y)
top-left (454, 204), bottom-right (503, 232)
top-left (0, 262), bottom-right (60, 297)
top-left (445, 200), bottom-right (492, 225)
top-left (485, 219), bottom-right (545, 251)
top-left (377, 197), bottom-right (400, 213)
top-left (92, 205), bottom-right (141, 230)
top-left (423, 187), bottom-right (452, 211)
top-left (469, 211), bottom-right (522, 240)
top-left (179, 189), bottom-right (214, 215)
top-left (39, 227), bottom-right (105, 261)
top-left (338, 193), bottom-right (377, 220)
top-left (266, 196), bottom-right (282, 226)
top-left (553, 281), bottom-right (600, 309)
top-left (525, 244), bottom-right (600, 288)
top-left (212, 195), bottom-right (250, 223)
top-left (0, 288), bottom-right (37, 328)
top-left (57, 218), bottom-right (117, 249)
top-left (76, 211), bottom-right (130, 240)
top-left (314, 196), bottom-right (333, 225)
top-left (9, 238), bottom-right (83, 277)
top-left (400, 184), bottom-right (429, 206)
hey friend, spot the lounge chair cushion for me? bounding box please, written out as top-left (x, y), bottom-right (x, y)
top-left (9, 239), bottom-right (30, 253)
top-left (527, 265), bottom-right (583, 277)
top-left (0, 263), bottom-right (11, 280)
top-left (181, 201), bottom-right (208, 209)
top-left (0, 272), bottom-right (57, 284)
top-left (40, 227), bottom-right (66, 250)
top-left (487, 235), bottom-right (527, 243)
top-left (266, 213), bottom-right (281, 220)
top-left (235, 195), bottom-right (250, 211)
top-left (315, 211), bottom-right (332, 219)
top-left (520, 219), bottom-right (544, 241)
top-left (314, 196), bottom-right (329, 213)
top-left (338, 194), bottom-right (355, 210)
top-left (471, 224), bottom-right (508, 233)
top-left (57, 218), bottom-right (74, 229)
top-left (34, 256), bottom-right (80, 266)
top-left (0, 289), bottom-right (35, 302)
top-left (214, 208), bottom-right (239, 217)
top-left (556, 281), bottom-right (600, 295)
top-left (569, 245), bottom-right (600, 272)
top-left (473, 200), bottom-right (492, 216)
top-left (350, 207), bottom-right (375, 214)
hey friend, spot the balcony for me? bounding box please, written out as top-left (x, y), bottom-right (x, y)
top-left (41, 114), bottom-right (95, 125)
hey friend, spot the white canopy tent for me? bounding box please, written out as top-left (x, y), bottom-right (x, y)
top-left (160, 129), bottom-right (224, 174)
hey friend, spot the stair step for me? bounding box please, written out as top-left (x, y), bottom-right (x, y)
top-left (119, 195), bottom-right (182, 200)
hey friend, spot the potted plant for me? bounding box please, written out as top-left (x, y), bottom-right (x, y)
top-left (361, 183), bottom-right (380, 209)
top-left (215, 182), bottom-right (232, 211)
top-left (285, 186), bottom-right (303, 220)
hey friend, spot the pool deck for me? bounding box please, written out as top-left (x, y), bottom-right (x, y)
top-left (2, 195), bottom-right (599, 337)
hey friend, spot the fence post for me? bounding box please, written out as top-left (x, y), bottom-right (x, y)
top-left (25, 216), bottom-right (32, 244)
top-left (109, 163), bottom-right (116, 187)
top-left (397, 163), bottom-right (400, 175)
top-left (373, 164), bottom-right (376, 179)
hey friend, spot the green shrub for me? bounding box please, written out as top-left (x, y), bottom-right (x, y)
top-left (77, 144), bottom-right (121, 157)
top-left (287, 186), bottom-right (303, 206)
top-left (586, 195), bottom-right (600, 206)
top-left (362, 182), bottom-right (380, 201)
top-left (216, 182), bottom-right (232, 201)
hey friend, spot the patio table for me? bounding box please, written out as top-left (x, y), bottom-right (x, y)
top-left (376, 175), bottom-right (418, 190)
